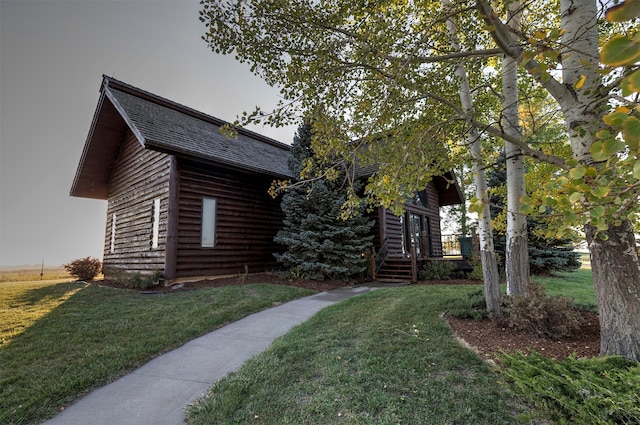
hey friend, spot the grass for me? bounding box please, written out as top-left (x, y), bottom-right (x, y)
top-left (1, 267), bottom-right (601, 424)
top-left (187, 285), bottom-right (530, 425)
top-left (0, 280), bottom-right (313, 425)
top-left (0, 267), bottom-right (71, 283)
top-left (532, 268), bottom-right (597, 311)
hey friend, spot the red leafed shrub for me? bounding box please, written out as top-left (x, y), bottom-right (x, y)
top-left (63, 257), bottom-right (102, 281)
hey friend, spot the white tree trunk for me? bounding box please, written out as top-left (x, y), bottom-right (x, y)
top-left (444, 0), bottom-right (501, 315)
top-left (559, 0), bottom-right (640, 360)
top-left (502, 0), bottom-right (529, 296)
top-left (477, 0), bottom-right (640, 359)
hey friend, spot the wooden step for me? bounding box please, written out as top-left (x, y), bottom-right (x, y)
top-left (376, 258), bottom-right (414, 281)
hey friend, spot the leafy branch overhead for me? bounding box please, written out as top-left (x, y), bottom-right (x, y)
top-left (200, 0), bottom-right (640, 360)
top-left (200, 0), bottom-right (638, 232)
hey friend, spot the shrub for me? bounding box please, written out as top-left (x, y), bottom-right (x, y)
top-left (419, 260), bottom-right (455, 280)
top-left (501, 352), bottom-right (640, 425)
top-left (112, 269), bottom-right (162, 289)
top-left (445, 289), bottom-right (488, 320)
top-left (467, 259), bottom-right (484, 281)
top-left (63, 257), bottom-right (102, 281)
top-left (501, 282), bottom-right (583, 340)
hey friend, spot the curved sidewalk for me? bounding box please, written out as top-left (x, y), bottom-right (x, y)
top-left (42, 286), bottom-right (374, 425)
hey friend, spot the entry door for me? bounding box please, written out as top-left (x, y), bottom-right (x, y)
top-left (408, 212), bottom-right (423, 257)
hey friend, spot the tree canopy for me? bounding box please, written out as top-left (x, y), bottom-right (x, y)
top-left (200, 0), bottom-right (640, 359)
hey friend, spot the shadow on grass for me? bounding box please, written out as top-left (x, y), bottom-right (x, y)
top-left (16, 280), bottom-right (86, 306)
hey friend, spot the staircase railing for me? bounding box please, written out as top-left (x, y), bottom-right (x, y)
top-left (372, 238), bottom-right (389, 278)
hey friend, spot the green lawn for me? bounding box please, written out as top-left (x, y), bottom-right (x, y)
top-left (1, 269), bottom-right (604, 425)
top-left (532, 268), bottom-right (597, 311)
top-left (0, 280), bottom-right (313, 425)
top-left (187, 285), bottom-right (530, 425)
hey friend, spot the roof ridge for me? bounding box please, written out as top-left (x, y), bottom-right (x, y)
top-left (101, 75), bottom-right (291, 151)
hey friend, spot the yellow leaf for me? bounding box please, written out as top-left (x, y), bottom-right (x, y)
top-left (574, 75), bottom-right (587, 90)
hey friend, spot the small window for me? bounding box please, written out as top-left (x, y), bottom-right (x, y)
top-left (151, 198), bottom-right (160, 249)
top-left (110, 213), bottom-right (117, 253)
top-left (201, 197), bottom-right (217, 248)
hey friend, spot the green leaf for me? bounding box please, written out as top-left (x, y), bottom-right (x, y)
top-left (569, 166), bottom-right (586, 180)
top-left (601, 36), bottom-right (640, 67)
top-left (569, 192), bottom-right (583, 203)
top-left (519, 204), bottom-right (533, 214)
top-left (584, 167), bottom-right (598, 178)
top-left (623, 117), bottom-right (640, 151)
top-left (603, 138), bottom-right (626, 155)
top-left (622, 69), bottom-right (640, 95)
top-left (520, 194), bottom-right (532, 205)
top-left (590, 205), bottom-right (605, 218)
top-left (634, 161), bottom-right (640, 179)
top-left (606, 0), bottom-right (640, 22)
top-left (604, 111), bottom-right (628, 128)
top-left (591, 186), bottom-right (610, 198)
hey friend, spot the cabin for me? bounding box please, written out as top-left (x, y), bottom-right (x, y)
top-left (71, 76), bottom-right (463, 284)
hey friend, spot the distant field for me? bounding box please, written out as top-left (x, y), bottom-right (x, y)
top-left (0, 266), bottom-right (71, 283)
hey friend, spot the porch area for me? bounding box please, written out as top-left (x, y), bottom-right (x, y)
top-left (371, 233), bottom-right (478, 282)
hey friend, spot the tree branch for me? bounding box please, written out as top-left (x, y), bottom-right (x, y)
top-left (475, 0), bottom-right (570, 104)
top-left (470, 118), bottom-right (569, 169)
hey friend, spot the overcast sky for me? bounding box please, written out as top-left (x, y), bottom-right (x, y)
top-left (0, 0), bottom-right (296, 267)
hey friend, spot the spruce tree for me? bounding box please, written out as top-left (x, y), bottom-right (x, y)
top-left (488, 153), bottom-right (581, 275)
top-left (274, 123), bottom-right (373, 280)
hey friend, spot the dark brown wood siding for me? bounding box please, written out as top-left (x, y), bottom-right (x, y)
top-left (175, 159), bottom-right (284, 277)
top-left (373, 181), bottom-right (444, 258)
top-left (103, 132), bottom-right (171, 275)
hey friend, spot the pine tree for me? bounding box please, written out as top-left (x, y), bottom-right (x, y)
top-left (488, 153), bottom-right (580, 275)
top-left (274, 123), bottom-right (373, 280)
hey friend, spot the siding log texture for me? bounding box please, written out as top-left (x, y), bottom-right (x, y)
top-left (176, 160), bottom-right (284, 277)
top-left (103, 131), bottom-right (171, 275)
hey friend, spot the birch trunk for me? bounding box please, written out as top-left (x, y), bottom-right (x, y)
top-left (559, 0), bottom-right (640, 360)
top-left (477, 0), bottom-right (640, 359)
top-left (502, 0), bottom-right (529, 296)
top-left (444, 0), bottom-right (501, 315)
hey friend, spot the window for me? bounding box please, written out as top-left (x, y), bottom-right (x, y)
top-left (201, 197), bottom-right (217, 247)
top-left (151, 198), bottom-right (160, 249)
top-left (110, 213), bottom-right (117, 253)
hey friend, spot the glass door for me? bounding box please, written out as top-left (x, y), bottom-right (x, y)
top-left (408, 212), bottom-right (423, 257)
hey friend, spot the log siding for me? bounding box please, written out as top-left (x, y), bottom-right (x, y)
top-left (175, 159), bottom-right (284, 277)
top-left (103, 131), bottom-right (171, 276)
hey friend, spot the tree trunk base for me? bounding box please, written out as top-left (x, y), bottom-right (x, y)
top-left (586, 220), bottom-right (640, 361)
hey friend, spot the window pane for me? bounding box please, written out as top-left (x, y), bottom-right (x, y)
top-left (201, 197), bottom-right (216, 248)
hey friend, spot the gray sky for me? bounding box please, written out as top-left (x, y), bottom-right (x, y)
top-left (0, 0), bottom-right (295, 267)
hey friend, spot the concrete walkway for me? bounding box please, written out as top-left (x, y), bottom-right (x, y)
top-left (42, 286), bottom-right (374, 425)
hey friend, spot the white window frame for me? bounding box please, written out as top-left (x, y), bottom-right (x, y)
top-left (151, 198), bottom-right (160, 249)
top-left (201, 197), bottom-right (217, 248)
top-left (110, 213), bottom-right (117, 253)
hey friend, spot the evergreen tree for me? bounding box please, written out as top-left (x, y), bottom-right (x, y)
top-left (488, 153), bottom-right (580, 275)
top-left (274, 123), bottom-right (373, 280)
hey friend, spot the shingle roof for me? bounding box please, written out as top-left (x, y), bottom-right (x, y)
top-left (104, 77), bottom-right (292, 178)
